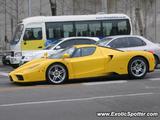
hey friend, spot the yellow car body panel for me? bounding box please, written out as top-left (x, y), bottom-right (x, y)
top-left (21, 39), bottom-right (45, 50)
top-left (100, 47), bottom-right (155, 74)
top-left (9, 45), bottom-right (155, 83)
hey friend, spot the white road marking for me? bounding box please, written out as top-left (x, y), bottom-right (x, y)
top-left (82, 80), bottom-right (127, 86)
top-left (154, 69), bottom-right (160, 72)
top-left (0, 72), bottom-right (8, 77)
top-left (0, 92), bottom-right (153, 107)
top-left (148, 78), bottom-right (160, 81)
top-left (82, 77), bottom-right (160, 86)
top-left (145, 86), bottom-right (160, 89)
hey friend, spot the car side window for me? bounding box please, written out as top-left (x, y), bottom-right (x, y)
top-left (108, 37), bottom-right (129, 48)
top-left (81, 47), bottom-right (96, 56)
top-left (127, 37), bottom-right (146, 47)
top-left (59, 40), bottom-right (75, 49)
top-left (72, 48), bottom-right (81, 57)
top-left (72, 47), bottom-right (96, 58)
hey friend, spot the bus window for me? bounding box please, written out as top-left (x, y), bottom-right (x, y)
top-left (102, 19), bottom-right (131, 37)
top-left (46, 22), bottom-right (74, 40)
top-left (46, 23), bottom-right (62, 40)
top-left (23, 28), bottom-right (42, 40)
top-left (110, 22), bottom-right (118, 36)
top-left (102, 21), bottom-right (113, 36)
top-left (118, 20), bottom-right (130, 35)
top-left (75, 22), bottom-right (88, 36)
top-left (63, 23), bottom-right (74, 37)
top-left (88, 21), bottom-right (101, 37)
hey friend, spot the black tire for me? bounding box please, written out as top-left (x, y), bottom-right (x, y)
top-left (154, 55), bottom-right (159, 69)
top-left (2, 56), bottom-right (10, 65)
top-left (128, 57), bottom-right (148, 79)
top-left (11, 64), bottom-right (19, 69)
top-left (46, 64), bottom-right (68, 84)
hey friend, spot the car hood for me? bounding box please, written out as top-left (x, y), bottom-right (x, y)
top-left (10, 58), bottom-right (59, 74)
top-left (155, 43), bottom-right (160, 47)
top-left (22, 50), bottom-right (55, 57)
top-left (22, 49), bottom-right (64, 61)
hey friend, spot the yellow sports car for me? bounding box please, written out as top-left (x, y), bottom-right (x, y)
top-left (9, 45), bottom-right (155, 84)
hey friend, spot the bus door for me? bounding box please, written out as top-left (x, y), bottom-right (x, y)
top-left (21, 23), bottom-right (45, 50)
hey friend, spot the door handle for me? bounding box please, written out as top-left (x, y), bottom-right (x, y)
top-left (38, 46), bottom-right (42, 48)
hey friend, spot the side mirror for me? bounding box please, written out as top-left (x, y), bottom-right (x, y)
top-left (43, 52), bottom-right (48, 58)
top-left (23, 40), bottom-right (27, 45)
top-left (106, 45), bottom-right (111, 47)
top-left (62, 53), bottom-right (70, 59)
top-left (55, 46), bottom-right (61, 50)
top-left (23, 38), bottom-right (27, 45)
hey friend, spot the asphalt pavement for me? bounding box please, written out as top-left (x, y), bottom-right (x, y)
top-left (0, 65), bottom-right (160, 120)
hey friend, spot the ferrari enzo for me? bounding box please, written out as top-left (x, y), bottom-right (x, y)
top-left (9, 45), bottom-right (155, 84)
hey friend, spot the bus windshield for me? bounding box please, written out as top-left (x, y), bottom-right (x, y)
top-left (10, 24), bottom-right (24, 45)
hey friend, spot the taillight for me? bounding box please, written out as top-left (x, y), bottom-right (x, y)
top-left (147, 50), bottom-right (154, 54)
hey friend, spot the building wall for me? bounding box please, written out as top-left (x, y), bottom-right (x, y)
top-left (0, 0), bottom-right (51, 50)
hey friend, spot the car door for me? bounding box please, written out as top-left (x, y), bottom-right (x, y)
top-left (21, 23), bottom-right (44, 50)
top-left (69, 47), bottom-right (106, 78)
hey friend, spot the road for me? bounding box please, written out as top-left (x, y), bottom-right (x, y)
top-left (0, 65), bottom-right (160, 120)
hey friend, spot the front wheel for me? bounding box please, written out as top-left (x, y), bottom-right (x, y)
top-left (46, 64), bottom-right (68, 84)
top-left (128, 57), bottom-right (148, 79)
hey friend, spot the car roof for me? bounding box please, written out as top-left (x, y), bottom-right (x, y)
top-left (46, 37), bottom-right (99, 49)
top-left (103, 35), bottom-right (145, 39)
top-left (74, 44), bottom-right (124, 52)
top-left (61, 37), bottom-right (99, 41)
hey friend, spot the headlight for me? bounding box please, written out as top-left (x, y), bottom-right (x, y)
top-left (14, 52), bottom-right (22, 57)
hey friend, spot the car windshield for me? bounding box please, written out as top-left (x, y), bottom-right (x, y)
top-left (44, 39), bottom-right (62, 50)
top-left (48, 47), bottom-right (75, 59)
top-left (97, 37), bottom-right (113, 46)
top-left (10, 24), bottom-right (24, 45)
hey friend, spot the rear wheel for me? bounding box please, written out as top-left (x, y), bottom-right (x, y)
top-left (46, 64), bottom-right (67, 84)
top-left (128, 57), bottom-right (148, 79)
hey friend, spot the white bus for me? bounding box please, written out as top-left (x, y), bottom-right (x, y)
top-left (3, 13), bottom-right (132, 66)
